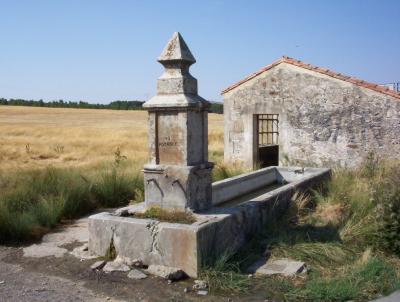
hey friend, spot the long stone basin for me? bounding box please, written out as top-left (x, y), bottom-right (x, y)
top-left (88, 166), bottom-right (330, 277)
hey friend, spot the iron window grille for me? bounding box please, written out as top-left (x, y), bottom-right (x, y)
top-left (257, 114), bottom-right (279, 146)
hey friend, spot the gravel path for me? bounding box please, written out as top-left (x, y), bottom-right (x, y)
top-left (0, 254), bottom-right (115, 302)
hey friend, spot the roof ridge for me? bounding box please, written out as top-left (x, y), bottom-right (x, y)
top-left (221, 56), bottom-right (400, 100)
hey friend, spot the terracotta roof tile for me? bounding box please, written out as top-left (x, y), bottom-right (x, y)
top-left (221, 56), bottom-right (400, 100)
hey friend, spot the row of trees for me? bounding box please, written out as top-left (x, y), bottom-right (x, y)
top-left (0, 98), bottom-right (223, 113)
top-left (0, 98), bottom-right (144, 110)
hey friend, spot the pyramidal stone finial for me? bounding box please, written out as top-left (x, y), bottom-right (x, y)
top-left (158, 32), bottom-right (196, 64)
top-left (143, 32), bottom-right (208, 108)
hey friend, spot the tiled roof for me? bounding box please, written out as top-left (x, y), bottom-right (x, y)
top-left (221, 56), bottom-right (400, 100)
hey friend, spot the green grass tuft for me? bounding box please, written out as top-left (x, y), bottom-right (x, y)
top-left (212, 163), bottom-right (245, 181)
top-left (289, 274), bottom-right (358, 302)
top-left (287, 257), bottom-right (399, 302)
top-left (92, 167), bottom-right (143, 208)
top-left (133, 207), bottom-right (196, 224)
top-left (200, 254), bottom-right (251, 293)
top-left (0, 165), bottom-right (144, 243)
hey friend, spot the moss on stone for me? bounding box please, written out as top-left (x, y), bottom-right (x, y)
top-left (133, 207), bottom-right (196, 224)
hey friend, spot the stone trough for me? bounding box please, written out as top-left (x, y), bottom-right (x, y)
top-left (88, 166), bottom-right (330, 277)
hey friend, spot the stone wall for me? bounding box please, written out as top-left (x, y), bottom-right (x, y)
top-left (223, 63), bottom-right (400, 168)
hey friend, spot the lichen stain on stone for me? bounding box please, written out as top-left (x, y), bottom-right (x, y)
top-left (105, 234), bottom-right (117, 261)
top-left (166, 39), bottom-right (177, 56)
top-left (146, 221), bottom-right (162, 256)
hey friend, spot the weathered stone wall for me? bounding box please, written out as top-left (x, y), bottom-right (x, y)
top-left (224, 63), bottom-right (400, 168)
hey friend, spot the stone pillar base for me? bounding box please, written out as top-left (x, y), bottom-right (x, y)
top-left (143, 162), bottom-right (213, 212)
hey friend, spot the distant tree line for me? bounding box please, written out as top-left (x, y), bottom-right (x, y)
top-left (0, 98), bottom-right (223, 114)
top-left (209, 102), bottom-right (223, 114)
top-left (0, 98), bottom-right (144, 110)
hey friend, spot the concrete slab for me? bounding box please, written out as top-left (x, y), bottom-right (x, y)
top-left (41, 218), bottom-right (89, 245)
top-left (23, 217), bottom-right (95, 260)
top-left (103, 261), bottom-right (130, 273)
top-left (23, 243), bottom-right (68, 258)
top-left (127, 269), bottom-right (148, 280)
top-left (247, 258), bottom-right (306, 276)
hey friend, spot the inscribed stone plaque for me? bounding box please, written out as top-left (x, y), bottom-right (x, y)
top-left (157, 112), bottom-right (184, 164)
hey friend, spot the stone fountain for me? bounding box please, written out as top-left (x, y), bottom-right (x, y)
top-left (88, 32), bottom-right (330, 277)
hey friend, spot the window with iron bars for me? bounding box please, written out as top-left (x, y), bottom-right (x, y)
top-left (257, 114), bottom-right (279, 146)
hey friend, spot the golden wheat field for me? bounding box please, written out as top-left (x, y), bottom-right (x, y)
top-left (0, 106), bottom-right (224, 172)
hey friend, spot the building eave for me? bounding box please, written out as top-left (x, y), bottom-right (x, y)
top-left (221, 56), bottom-right (400, 100)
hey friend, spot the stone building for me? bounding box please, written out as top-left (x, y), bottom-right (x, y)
top-left (222, 56), bottom-right (400, 168)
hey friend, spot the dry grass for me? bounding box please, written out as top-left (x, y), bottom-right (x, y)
top-left (0, 105), bottom-right (222, 242)
top-left (0, 106), bottom-right (224, 172)
top-left (314, 203), bottom-right (345, 225)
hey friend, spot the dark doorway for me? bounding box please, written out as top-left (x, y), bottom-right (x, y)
top-left (255, 114), bottom-right (279, 168)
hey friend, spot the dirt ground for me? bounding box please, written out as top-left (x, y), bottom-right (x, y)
top-left (0, 247), bottom-right (199, 302)
top-left (0, 218), bottom-right (267, 302)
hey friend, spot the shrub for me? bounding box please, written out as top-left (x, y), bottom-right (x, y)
top-left (92, 168), bottom-right (140, 208)
top-left (361, 151), bottom-right (380, 178)
top-left (212, 163), bottom-right (245, 181)
top-left (374, 165), bottom-right (400, 255)
top-left (200, 254), bottom-right (250, 293)
top-left (33, 196), bottom-right (65, 228)
top-left (0, 201), bottom-right (38, 242)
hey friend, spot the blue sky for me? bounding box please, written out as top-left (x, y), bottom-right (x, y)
top-left (0, 0), bottom-right (399, 103)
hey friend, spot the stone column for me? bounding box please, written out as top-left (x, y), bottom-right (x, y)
top-left (143, 32), bottom-right (213, 212)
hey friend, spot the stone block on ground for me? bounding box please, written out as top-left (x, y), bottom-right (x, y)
top-left (132, 259), bottom-right (144, 268)
top-left (127, 269), bottom-right (148, 280)
top-left (103, 261), bottom-right (130, 273)
top-left (147, 265), bottom-right (186, 281)
top-left (113, 255), bottom-right (143, 268)
top-left (193, 279), bottom-right (208, 290)
top-left (197, 290), bottom-right (208, 296)
top-left (247, 258), bottom-right (306, 277)
top-left (70, 244), bottom-right (97, 260)
top-left (90, 260), bottom-right (106, 270)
